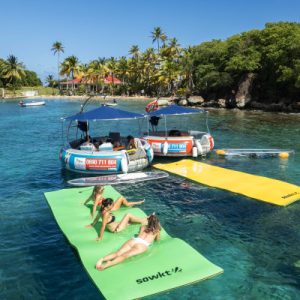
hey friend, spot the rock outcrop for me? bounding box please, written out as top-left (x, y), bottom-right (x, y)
top-left (187, 96), bottom-right (204, 105)
top-left (217, 99), bottom-right (226, 108)
top-left (235, 73), bottom-right (256, 108)
top-left (178, 99), bottom-right (188, 106)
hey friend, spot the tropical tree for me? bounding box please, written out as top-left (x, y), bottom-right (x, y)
top-left (106, 57), bottom-right (118, 95)
top-left (60, 55), bottom-right (81, 91)
top-left (140, 48), bottom-right (159, 95)
top-left (158, 60), bottom-right (181, 96)
top-left (60, 56), bottom-right (80, 79)
top-left (116, 56), bottom-right (129, 85)
top-left (179, 46), bottom-right (195, 96)
top-left (86, 59), bottom-right (108, 93)
top-left (1, 55), bottom-right (25, 94)
top-left (151, 27), bottom-right (166, 52)
top-left (46, 74), bottom-right (56, 95)
top-left (51, 41), bottom-right (64, 84)
top-left (129, 45), bottom-right (140, 60)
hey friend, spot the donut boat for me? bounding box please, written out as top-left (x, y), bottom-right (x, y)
top-left (143, 105), bottom-right (214, 157)
top-left (60, 105), bottom-right (154, 174)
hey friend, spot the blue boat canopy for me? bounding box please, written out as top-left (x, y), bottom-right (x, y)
top-left (147, 104), bottom-right (206, 117)
top-left (65, 105), bottom-right (146, 121)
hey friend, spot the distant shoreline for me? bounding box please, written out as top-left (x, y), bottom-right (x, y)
top-left (2, 95), bottom-right (299, 115)
top-left (0, 95), bottom-right (153, 102)
top-left (37, 95), bottom-right (153, 101)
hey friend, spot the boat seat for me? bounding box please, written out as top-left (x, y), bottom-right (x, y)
top-left (99, 142), bottom-right (113, 151)
top-left (80, 142), bottom-right (96, 151)
top-left (169, 129), bottom-right (181, 136)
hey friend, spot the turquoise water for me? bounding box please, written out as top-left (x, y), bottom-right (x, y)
top-left (1, 98), bottom-right (300, 300)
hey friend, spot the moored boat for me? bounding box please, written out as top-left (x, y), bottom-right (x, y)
top-left (104, 98), bottom-right (118, 106)
top-left (19, 100), bottom-right (45, 107)
top-left (143, 105), bottom-right (214, 157)
top-left (60, 105), bottom-right (154, 174)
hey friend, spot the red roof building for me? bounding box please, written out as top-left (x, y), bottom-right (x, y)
top-left (103, 75), bottom-right (122, 85)
top-left (60, 76), bottom-right (122, 85)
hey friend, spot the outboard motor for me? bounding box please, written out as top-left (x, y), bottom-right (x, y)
top-left (200, 134), bottom-right (214, 154)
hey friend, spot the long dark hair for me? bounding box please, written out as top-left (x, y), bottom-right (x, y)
top-left (101, 198), bottom-right (113, 212)
top-left (144, 214), bottom-right (161, 234)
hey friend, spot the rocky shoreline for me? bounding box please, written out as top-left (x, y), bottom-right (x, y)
top-left (175, 96), bottom-right (300, 113)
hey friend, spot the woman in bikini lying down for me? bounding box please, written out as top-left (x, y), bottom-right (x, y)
top-left (95, 214), bottom-right (161, 270)
top-left (86, 198), bottom-right (147, 241)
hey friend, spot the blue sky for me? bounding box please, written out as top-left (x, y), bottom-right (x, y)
top-left (1, 0), bottom-right (299, 81)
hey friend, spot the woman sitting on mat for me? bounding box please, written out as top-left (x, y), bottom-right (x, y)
top-left (83, 185), bottom-right (144, 219)
top-left (86, 198), bottom-right (147, 242)
top-left (96, 214), bottom-right (161, 270)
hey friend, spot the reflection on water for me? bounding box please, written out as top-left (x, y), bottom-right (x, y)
top-left (0, 99), bottom-right (299, 299)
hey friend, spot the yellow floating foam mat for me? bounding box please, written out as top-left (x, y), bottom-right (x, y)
top-left (154, 159), bottom-right (300, 206)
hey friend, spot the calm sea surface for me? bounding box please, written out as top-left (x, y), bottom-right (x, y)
top-left (0, 98), bottom-right (299, 300)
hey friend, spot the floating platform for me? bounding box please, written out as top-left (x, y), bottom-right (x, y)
top-left (154, 159), bottom-right (300, 206)
top-left (215, 149), bottom-right (294, 158)
top-left (67, 171), bottom-right (169, 186)
top-left (44, 186), bottom-right (223, 300)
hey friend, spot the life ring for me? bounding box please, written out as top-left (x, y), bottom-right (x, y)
top-left (145, 100), bottom-right (158, 113)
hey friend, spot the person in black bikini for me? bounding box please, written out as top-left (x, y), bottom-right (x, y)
top-left (86, 198), bottom-right (147, 242)
top-left (83, 185), bottom-right (144, 220)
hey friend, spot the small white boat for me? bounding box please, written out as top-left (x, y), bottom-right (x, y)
top-left (104, 99), bottom-right (118, 106)
top-left (104, 102), bottom-right (117, 106)
top-left (19, 100), bottom-right (46, 107)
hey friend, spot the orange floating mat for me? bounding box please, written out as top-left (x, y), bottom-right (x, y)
top-left (153, 159), bottom-right (300, 206)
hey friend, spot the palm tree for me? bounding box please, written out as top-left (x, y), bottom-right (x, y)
top-left (151, 27), bottom-right (165, 52)
top-left (158, 60), bottom-right (180, 96)
top-left (60, 55), bottom-right (81, 91)
top-left (129, 45), bottom-right (140, 60)
top-left (161, 37), bottom-right (181, 61)
top-left (46, 74), bottom-right (55, 95)
top-left (140, 48), bottom-right (158, 95)
top-left (51, 41), bottom-right (64, 86)
top-left (2, 55), bottom-right (25, 95)
top-left (180, 47), bottom-right (195, 96)
top-left (116, 57), bottom-right (129, 94)
top-left (86, 59), bottom-right (108, 93)
top-left (106, 57), bottom-right (118, 95)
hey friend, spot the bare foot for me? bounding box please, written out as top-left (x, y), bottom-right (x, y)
top-left (85, 224), bottom-right (93, 228)
top-left (135, 199), bottom-right (145, 205)
top-left (95, 258), bottom-right (103, 270)
top-left (96, 237), bottom-right (102, 242)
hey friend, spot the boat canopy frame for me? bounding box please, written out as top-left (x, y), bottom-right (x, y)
top-left (145, 105), bottom-right (210, 137)
top-left (62, 105), bottom-right (147, 146)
